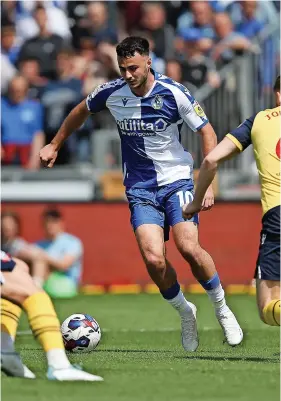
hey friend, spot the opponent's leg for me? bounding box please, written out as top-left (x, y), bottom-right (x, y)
top-left (256, 279), bottom-right (280, 326)
top-left (255, 228), bottom-right (280, 326)
top-left (1, 258), bottom-right (35, 378)
top-left (1, 258), bottom-right (103, 381)
top-left (135, 224), bottom-right (198, 351)
top-left (173, 222), bottom-right (243, 346)
top-left (1, 257), bottom-right (28, 340)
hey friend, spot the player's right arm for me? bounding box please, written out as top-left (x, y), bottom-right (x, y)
top-left (40, 80), bottom-right (122, 167)
top-left (40, 100), bottom-right (91, 168)
top-left (182, 115), bottom-right (255, 220)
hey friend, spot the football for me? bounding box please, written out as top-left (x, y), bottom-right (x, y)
top-left (61, 313), bottom-right (101, 353)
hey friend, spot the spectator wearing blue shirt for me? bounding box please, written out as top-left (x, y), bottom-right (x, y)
top-left (35, 208), bottom-right (83, 298)
top-left (176, 1), bottom-right (215, 54)
top-left (1, 75), bottom-right (44, 169)
top-left (235, 1), bottom-right (264, 39)
top-left (1, 23), bottom-right (21, 65)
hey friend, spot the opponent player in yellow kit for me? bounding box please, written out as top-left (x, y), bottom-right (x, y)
top-left (182, 76), bottom-right (280, 327)
top-left (1, 251), bottom-right (103, 381)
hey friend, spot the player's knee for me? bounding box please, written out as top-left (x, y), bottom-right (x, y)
top-left (180, 243), bottom-right (201, 263)
top-left (145, 252), bottom-right (166, 272)
top-left (3, 271), bottom-right (40, 305)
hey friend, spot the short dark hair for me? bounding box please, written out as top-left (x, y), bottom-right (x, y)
top-left (116, 36), bottom-right (150, 58)
top-left (42, 208), bottom-right (62, 220)
top-left (274, 75), bottom-right (280, 92)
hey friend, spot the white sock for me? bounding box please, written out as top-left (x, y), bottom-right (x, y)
top-left (206, 284), bottom-right (228, 314)
top-left (46, 349), bottom-right (71, 369)
top-left (166, 290), bottom-right (193, 318)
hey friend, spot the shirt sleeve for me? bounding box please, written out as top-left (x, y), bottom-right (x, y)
top-left (86, 79), bottom-right (125, 114)
top-left (174, 85), bottom-right (209, 132)
top-left (226, 114), bottom-right (256, 151)
top-left (65, 237), bottom-right (83, 259)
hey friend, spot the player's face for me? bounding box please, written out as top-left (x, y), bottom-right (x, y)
top-left (118, 53), bottom-right (151, 90)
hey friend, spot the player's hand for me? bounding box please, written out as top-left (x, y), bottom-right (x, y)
top-left (201, 186), bottom-right (214, 211)
top-left (182, 200), bottom-right (201, 220)
top-left (39, 143), bottom-right (58, 168)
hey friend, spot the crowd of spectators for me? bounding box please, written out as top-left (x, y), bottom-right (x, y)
top-left (1, 1), bottom-right (280, 167)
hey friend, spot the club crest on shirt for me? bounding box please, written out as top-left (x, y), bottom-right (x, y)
top-left (151, 95), bottom-right (163, 110)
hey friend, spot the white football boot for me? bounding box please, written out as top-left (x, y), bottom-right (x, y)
top-left (47, 365), bottom-right (103, 381)
top-left (216, 306), bottom-right (243, 346)
top-left (1, 351), bottom-right (35, 378)
top-left (180, 303), bottom-right (199, 352)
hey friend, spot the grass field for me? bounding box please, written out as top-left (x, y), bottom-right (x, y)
top-left (2, 294), bottom-right (280, 401)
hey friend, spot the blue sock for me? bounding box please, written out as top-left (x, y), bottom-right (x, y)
top-left (160, 281), bottom-right (180, 300)
top-left (199, 272), bottom-right (220, 291)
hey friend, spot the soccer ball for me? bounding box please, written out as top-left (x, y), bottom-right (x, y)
top-left (61, 313), bottom-right (101, 353)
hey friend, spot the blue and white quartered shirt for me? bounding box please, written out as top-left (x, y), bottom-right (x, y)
top-left (86, 70), bottom-right (208, 189)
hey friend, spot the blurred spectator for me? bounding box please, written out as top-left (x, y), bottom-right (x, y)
top-left (1, 23), bottom-right (20, 65)
top-left (235, 1), bottom-right (264, 39)
top-left (228, 0), bottom-right (279, 27)
top-left (1, 53), bottom-right (16, 94)
top-left (1, 211), bottom-right (28, 257)
top-left (74, 2), bottom-right (118, 48)
top-left (1, 210), bottom-right (48, 279)
top-left (40, 49), bottom-right (83, 164)
top-left (18, 57), bottom-right (48, 100)
top-left (96, 42), bottom-right (121, 80)
top-left (72, 38), bottom-right (107, 95)
top-left (35, 208), bottom-right (83, 298)
top-left (211, 13), bottom-right (251, 65)
top-left (1, 75), bottom-right (44, 169)
top-left (177, 1), bottom-right (215, 54)
top-left (165, 60), bottom-right (183, 83)
top-left (140, 2), bottom-right (175, 60)
top-left (18, 4), bottom-right (65, 80)
top-left (178, 29), bottom-right (220, 89)
top-left (13, 1), bottom-right (71, 43)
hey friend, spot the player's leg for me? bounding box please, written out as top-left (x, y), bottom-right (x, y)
top-left (1, 256), bottom-right (35, 378)
top-left (256, 280), bottom-right (280, 325)
top-left (135, 223), bottom-right (198, 351)
top-left (173, 221), bottom-right (243, 345)
top-left (164, 180), bottom-right (243, 346)
top-left (255, 231), bottom-right (280, 326)
top-left (1, 258), bottom-right (103, 381)
top-left (127, 187), bottom-right (198, 351)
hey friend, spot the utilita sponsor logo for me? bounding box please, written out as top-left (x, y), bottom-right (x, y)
top-left (116, 118), bottom-right (168, 136)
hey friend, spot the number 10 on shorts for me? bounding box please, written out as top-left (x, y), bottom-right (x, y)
top-left (176, 191), bottom-right (194, 207)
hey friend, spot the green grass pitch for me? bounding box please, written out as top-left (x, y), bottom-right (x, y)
top-left (2, 294), bottom-right (280, 401)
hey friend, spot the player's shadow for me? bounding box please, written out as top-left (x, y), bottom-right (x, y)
top-left (175, 355), bottom-right (280, 363)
